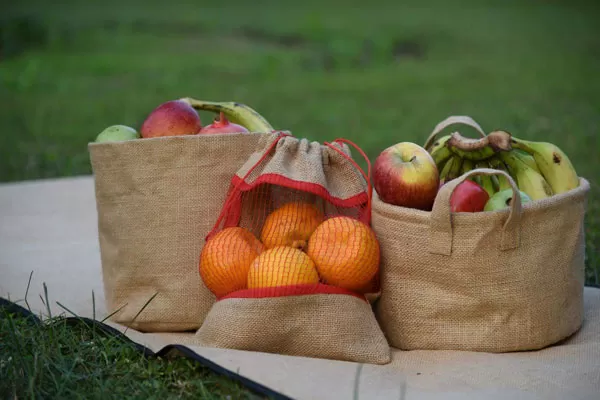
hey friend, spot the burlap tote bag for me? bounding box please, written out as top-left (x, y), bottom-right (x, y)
top-left (88, 131), bottom-right (280, 332)
top-left (194, 133), bottom-right (391, 365)
top-left (372, 167), bottom-right (590, 353)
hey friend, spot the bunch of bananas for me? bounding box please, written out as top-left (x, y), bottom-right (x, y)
top-left (425, 129), bottom-right (580, 200)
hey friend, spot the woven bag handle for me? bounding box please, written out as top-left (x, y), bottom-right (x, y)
top-left (429, 168), bottom-right (522, 255)
top-left (423, 116), bottom-right (487, 150)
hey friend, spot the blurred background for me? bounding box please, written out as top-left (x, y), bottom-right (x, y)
top-left (1, 0), bottom-right (599, 285)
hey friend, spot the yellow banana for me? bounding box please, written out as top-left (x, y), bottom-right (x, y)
top-left (179, 98), bottom-right (274, 132)
top-left (509, 138), bottom-right (579, 194)
top-left (511, 149), bottom-right (540, 173)
top-left (499, 152), bottom-right (554, 200)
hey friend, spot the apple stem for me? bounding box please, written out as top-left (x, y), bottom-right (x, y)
top-left (218, 111), bottom-right (228, 125)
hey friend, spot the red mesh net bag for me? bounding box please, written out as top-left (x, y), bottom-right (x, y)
top-left (194, 133), bottom-right (391, 365)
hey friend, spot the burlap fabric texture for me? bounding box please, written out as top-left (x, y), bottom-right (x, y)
top-left (372, 167), bottom-right (590, 352)
top-left (88, 131), bottom-right (280, 332)
top-left (196, 286), bottom-right (391, 365)
top-left (195, 134), bottom-right (391, 365)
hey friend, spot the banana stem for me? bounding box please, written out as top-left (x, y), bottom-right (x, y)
top-left (447, 132), bottom-right (490, 151)
top-left (487, 130), bottom-right (513, 151)
top-left (506, 137), bottom-right (535, 154)
top-left (448, 130), bottom-right (513, 153)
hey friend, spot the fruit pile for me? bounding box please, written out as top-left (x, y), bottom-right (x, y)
top-left (199, 202), bottom-right (380, 298)
top-left (373, 125), bottom-right (580, 213)
top-left (94, 98), bottom-right (274, 142)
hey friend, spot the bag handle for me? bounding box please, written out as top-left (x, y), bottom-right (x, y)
top-left (429, 168), bottom-right (522, 256)
top-left (423, 116), bottom-right (487, 150)
top-left (324, 138), bottom-right (373, 218)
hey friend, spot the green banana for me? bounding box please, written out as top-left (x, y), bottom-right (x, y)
top-left (440, 155), bottom-right (464, 183)
top-left (426, 134), bottom-right (451, 153)
top-left (436, 155), bottom-right (451, 172)
top-left (490, 175), bottom-right (501, 192)
top-left (461, 158), bottom-right (475, 178)
top-left (439, 156), bottom-right (454, 183)
top-left (479, 175), bottom-right (497, 197)
top-left (499, 151), bottom-right (554, 200)
top-left (474, 160), bottom-right (491, 172)
top-left (449, 155), bottom-right (464, 182)
top-left (487, 156), bottom-right (512, 191)
top-left (429, 137), bottom-right (454, 172)
top-left (474, 161), bottom-right (496, 197)
top-left (179, 97), bottom-right (274, 132)
top-left (509, 137), bottom-right (579, 194)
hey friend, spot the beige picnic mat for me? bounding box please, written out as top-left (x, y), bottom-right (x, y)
top-left (1, 176), bottom-right (599, 400)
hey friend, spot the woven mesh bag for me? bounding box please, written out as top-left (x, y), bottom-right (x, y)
top-left (195, 133), bottom-right (391, 365)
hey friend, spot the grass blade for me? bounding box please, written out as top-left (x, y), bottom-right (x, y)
top-left (24, 271), bottom-right (34, 313)
top-left (124, 292), bottom-right (159, 334)
top-left (100, 303), bottom-right (127, 324)
top-left (55, 301), bottom-right (89, 329)
top-left (43, 282), bottom-right (52, 319)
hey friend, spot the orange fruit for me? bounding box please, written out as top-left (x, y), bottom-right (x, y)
top-left (248, 246), bottom-right (320, 289)
top-left (260, 202), bottom-right (324, 250)
top-left (307, 216), bottom-right (380, 292)
top-left (199, 227), bottom-right (264, 298)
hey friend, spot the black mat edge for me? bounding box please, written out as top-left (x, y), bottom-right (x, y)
top-left (0, 297), bottom-right (293, 400)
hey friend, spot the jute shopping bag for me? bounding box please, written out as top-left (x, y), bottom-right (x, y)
top-left (88, 131), bottom-right (280, 332)
top-left (372, 167), bottom-right (589, 352)
top-left (194, 133), bottom-right (391, 365)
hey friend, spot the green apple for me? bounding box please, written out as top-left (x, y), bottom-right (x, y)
top-left (95, 125), bottom-right (140, 143)
top-left (484, 188), bottom-right (532, 211)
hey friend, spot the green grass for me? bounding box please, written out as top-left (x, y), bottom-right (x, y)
top-left (0, 302), bottom-right (267, 399)
top-left (1, 0), bottom-right (599, 397)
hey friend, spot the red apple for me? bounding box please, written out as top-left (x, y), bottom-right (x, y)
top-left (140, 100), bottom-right (202, 138)
top-left (373, 142), bottom-right (440, 211)
top-left (449, 180), bottom-right (489, 212)
top-left (198, 112), bottom-right (249, 134)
